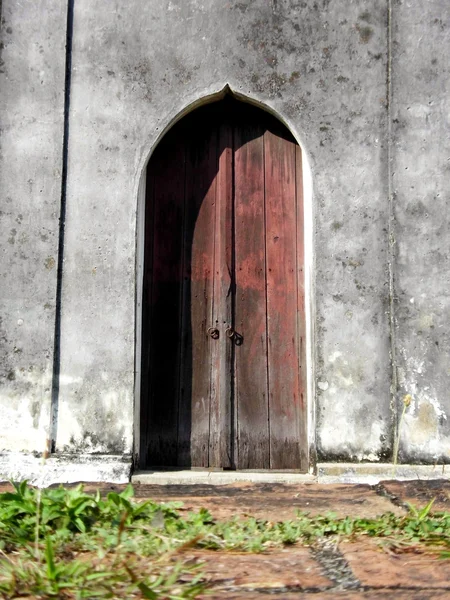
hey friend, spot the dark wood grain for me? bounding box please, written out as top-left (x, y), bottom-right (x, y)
top-left (234, 108), bottom-right (270, 469)
top-left (139, 165), bottom-right (155, 467)
top-left (209, 115), bottom-right (233, 468)
top-left (177, 112), bottom-right (217, 467)
top-left (145, 129), bottom-right (186, 466)
top-left (264, 123), bottom-right (301, 469)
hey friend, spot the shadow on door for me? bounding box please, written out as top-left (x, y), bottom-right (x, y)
top-left (140, 96), bottom-right (307, 470)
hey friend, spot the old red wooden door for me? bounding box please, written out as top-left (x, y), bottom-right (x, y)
top-left (140, 98), bottom-right (307, 470)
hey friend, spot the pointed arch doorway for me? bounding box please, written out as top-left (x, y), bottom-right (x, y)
top-left (139, 96), bottom-right (307, 470)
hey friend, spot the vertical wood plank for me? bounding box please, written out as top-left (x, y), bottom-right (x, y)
top-left (145, 130), bottom-right (186, 466)
top-left (139, 166), bottom-right (155, 467)
top-left (178, 109), bottom-right (217, 467)
top-left (264, 124), bottom-right (301, 469)
top-left (234, 108), bottom-right (270, 469)
top-left (209, 112), bottom-right (233, 468)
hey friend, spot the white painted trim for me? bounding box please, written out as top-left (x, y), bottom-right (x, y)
top-left (133, 173), bottom-right (146, 465)
top-left (301, 151), bottom-right (315, 465)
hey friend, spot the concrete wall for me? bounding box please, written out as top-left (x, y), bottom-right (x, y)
top-left (56, 0), bottom-right (391, 463)
top-left (0, 0), bottom-right (67, 453)
top-left (1, 0), bottom-right (449, 477)
top-left (392, 0), bottom-right (450, 463)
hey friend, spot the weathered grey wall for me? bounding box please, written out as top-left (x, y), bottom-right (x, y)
top-left (0, 0), bottom-right (67, 452)
top-left (1, 0), bottom-right (449, 473)
top-left (392, 0), bottom-right (450, 463)
top-left (56, 0), bottom-right (391, 462)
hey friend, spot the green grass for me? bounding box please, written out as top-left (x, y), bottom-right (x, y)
top-left (0, 482), bottom-right (449, 598)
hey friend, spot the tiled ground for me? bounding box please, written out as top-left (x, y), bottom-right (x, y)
top-left (1, 478), bottom-right (449, 597)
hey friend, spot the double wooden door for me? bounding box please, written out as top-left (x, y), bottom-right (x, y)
top-left (140, 97), bottom-right (306, 470)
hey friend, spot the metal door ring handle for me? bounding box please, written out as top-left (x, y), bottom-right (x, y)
top-left (225, 327), bottom-right (235, 338)
top-left (207, 327), bottom-right (220, 339)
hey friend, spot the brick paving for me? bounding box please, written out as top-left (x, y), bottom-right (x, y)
top-left (184, 547), bottom-right (333, 589)
top-left (342, 540), bottom-right (450, 589)
top-left (1, 477), bottom-right (449, 597)
top-left (130, 481), bottom-right (405, 519)
top-left (381, 478), bottom-right (450, 512)
top-left (201, 591), bottom-right (450, 599)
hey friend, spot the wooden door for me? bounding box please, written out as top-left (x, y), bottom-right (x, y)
top-left (140, 98), bottom-right (307, 470)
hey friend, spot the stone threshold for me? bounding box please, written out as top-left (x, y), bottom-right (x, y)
top-left (0, 452), bottom-right (448, 485)
top-left (133, 462), bottom-right (449, 485)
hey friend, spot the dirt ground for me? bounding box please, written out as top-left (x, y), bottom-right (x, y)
top-left (1, 478), bottom-right (449, 598)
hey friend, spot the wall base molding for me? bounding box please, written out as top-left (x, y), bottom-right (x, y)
top-left (0, 452), bottom-right (132, 486)
top-left (317, 462), bottom-right (449, 484)
top-left (1, 454), bottom-right (448, 486)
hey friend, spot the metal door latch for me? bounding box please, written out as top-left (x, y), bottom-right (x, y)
top-left (207, 327), bottom-right (220, 339)
top-left (226, 327), bottom-right (243, 345)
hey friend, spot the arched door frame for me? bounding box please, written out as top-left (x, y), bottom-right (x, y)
top-left (133, 86), bottom-right (315, 471)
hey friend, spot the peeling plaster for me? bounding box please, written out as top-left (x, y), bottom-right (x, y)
top-left (0, 367), bottom-right (52, 452)
top-left (0, 452), bottom-right (132, 486)
top-left (399, 349), bottom-right (449, 461)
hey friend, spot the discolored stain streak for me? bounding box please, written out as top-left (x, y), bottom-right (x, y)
top-left (356, 24), bottom-right (373, 43)
top-left (234, 3), bottom-right (249, 14)
top-left (30, 401), bottom-right (41, 428)
top-left (416, 401), bottom-right (439, 436)
top-left (358, 11), bottom-right (371, 23)
top-left (8, 229), bottom-right (17, 244)
top-left (44, 256), bottom-right (55, 270)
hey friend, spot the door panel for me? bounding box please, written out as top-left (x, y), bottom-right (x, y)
top-left (144, 132), bottom-right (186, 466)
top-left (209, 119), bottom-right (233, 468)
top-left (178, 115), bottom-right (217, 467)
top-left (234, 112), bottom-right (270, 469)
top-left (141, 98), bottom-right (307, 471)
top-left (264, 125), bottom-right (301, 469)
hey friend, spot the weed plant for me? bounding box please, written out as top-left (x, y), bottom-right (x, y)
top-left (0, 481), bottom-right (449, 598)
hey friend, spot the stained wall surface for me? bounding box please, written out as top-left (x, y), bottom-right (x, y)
top-left (0, 0), bottom-right (67, 453)
top-left (56, 0), bottom-right (391, 461)
top-left (392, 1), bottom-right (450, 463)
top-left (0, 0), bottom-right (449, 471)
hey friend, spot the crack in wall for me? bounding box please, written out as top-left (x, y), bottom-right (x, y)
top-left (387, 0), bottom-right (398, 460)
top-left (50, 0), bottom-right (75, 453)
